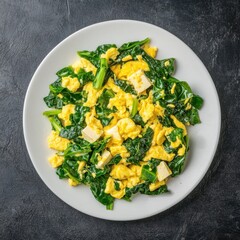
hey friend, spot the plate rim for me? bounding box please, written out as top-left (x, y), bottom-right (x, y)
top-left (23, 19), bottom-right (221, 221)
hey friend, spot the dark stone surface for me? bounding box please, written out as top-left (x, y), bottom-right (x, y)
top-left (0, 0), bottom-right (239, 239)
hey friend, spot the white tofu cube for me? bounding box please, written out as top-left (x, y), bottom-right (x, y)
top-left (82, 126), bottom-right (102, 143)
top-left (96, 150), bottom-right (112, 169)
top-left (105, 125), bottom-right (121, 140)
top-left (157, 161), bottom-right (172, 182)
top-left (128, 70), bottom-right (152, 94)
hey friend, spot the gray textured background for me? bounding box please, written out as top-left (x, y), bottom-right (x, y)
top-left (0, 0), bottom-right (239, 239)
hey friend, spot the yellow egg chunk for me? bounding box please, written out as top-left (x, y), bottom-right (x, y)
top-left (149, 180), bottom-right (166, 191)
top-left (61, 76), bottom-right (80, 92)
top-left (170, 137), bottom-right (182, 148)
top-left (47, 131), bottom-right (70, 151)
top-left (101, 48), bottom-right (119, 63)
top-left (126, 176), bottom-right (140, 188)
top-left (144, 145), bottom-right (175, 162)
top-left (142, 44), bottom-right (158, 58)
top-left (107, 92), bottom-right (129, 119)
top-left (129, 165), bottom-right (142, 177)
top-left (170, 115), bottom-right (187, 136)
top-left (170, 83), bottom-right (176, 94)
top-left (122, 55), bottom-right (132, 61)
top-left (68, 178), bottom-right (79, 186)
top-left (85, 108), bottom-right (103, 134)
top-left (113, 58), bottom-right (149, 79)
top-left (117, 118), bottom-right (141, 140)
top-left (48, 154), bottom-right (64, 168)
top-left (105, 177), bottom-right (126, 199)
top-left (185, 103), bottom-right (192, 110)
top-left (139, 94), bottom-right (155, 123)
top-left (150, 123), bottom-right (166, 146)
top-left (109, 145), bottom-right (130, 158)
top-left (78, 161), bottom-right (86, 172)
top-left (83, 82), bottom-right (103, 107)
top-left (178, 144), bottom-right (186, 156)
top-left (58, 104), bottom-right (75, 127)
top-left (110, 164), bottom-right (135, 180)
top-left (72, 58), bottom-right (97, 75)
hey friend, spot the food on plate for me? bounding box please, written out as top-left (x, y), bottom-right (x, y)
top-left (43, 38), bottom-right (203, 210)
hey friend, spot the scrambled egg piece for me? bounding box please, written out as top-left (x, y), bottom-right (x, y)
top-left (144, 145), bottom-right (175, 162)
top-left (68, 179), bottom-right (78, 186)
top-left (111, 57), bottom-right (149, 79)
top-left (110, 164), bottom-right (135, 180)
top-left (150, 122), bottom-right (166, 146)
top-left (105, 177), bottom-right (126, 199)
top-left (170, 137), bottom-right (182, 148)
top-left (108, 92), bottom-right (130, 119)
top-left (178, 144), bottom-right (186, 156)
top-left (142, 44), bottom-right (158, 58)
top-left (101, 48), bottom-right (119, 63)
top-left (170, 83), bottom-right (176, 94)
top-left (85, 108), bottom-right (103, 135)
top-left (47, 131), bottom-right (70, 151)
top-left (109, 145), bottom-right (130, 158)
top-left (139, 93), bottom-right (155, 123)
top-left (170, 115), bottom-right (187, 136)
top-left (62, 76), bottom-right (80, 92)
top-left (72, 58), bottom-right (97, 75)
top-left (149, 180), bottom-right (165, 191)
top-left (58, 104), bottom-right (75, 127)
top-left (83, 82), bottom-right (103, 107)
top-left (117, 118), bottom-right (141, 140)
top-left (122, 55), bottom-right (132, 61)
top-left (48, 154), bottom-right (64, 168)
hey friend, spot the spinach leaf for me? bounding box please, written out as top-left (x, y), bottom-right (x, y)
top-left (44, 92), bottom-right (64, 109)
top-left (90, 138), bottom-right (110, 164)
top-left (77, 69), bottom-right (94, 86)
top-left (78, 44), bottom-right (117, 68)
top-left (114, 78), bottom-right (137, 95)
top-left (88, 165), bottom-right (110, 178)
top-left (56, 160), bottom-right (81, 183)
top-left (132, 113), bottom-right (145, 127)
top-left (168, 155), bottom-right (185, 177)
top-left (124, 127), bottom-right (154, 164)
top-left (59, 105), bottom-right (90, 140)
top-left (141, 165), bottom-right (157, 183)
top-left (46, 115), bottom-right (62, 132)
top-left (90, 176), bottom-right (114, 210)
top-left (108, 154), bottom-right (122, 166)
top-left (123, 182), bottom-right (168, 201)
top-left (96, 89), bottom-right (116, 126)
top-left (49, 78), bottom-right (64, 94)
top-left (56, 66), bottom-right (75, 78)
top-left (119, 38), bottom-right (150, 51)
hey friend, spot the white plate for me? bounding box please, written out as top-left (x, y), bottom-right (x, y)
top-left (23, 20), bottom-right (221, 221)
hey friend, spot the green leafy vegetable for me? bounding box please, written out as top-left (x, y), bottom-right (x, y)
top-left (93, 58), bottom-right (109, 89)
top-left (124, 127), bottom-right (153, 164)
top-left (130, 98), bottom-right (138, 118)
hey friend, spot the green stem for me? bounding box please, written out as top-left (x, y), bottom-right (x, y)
top-left (93, 58), bottom-right (108, 90)
top-left (43, 109), bottom-right (61, 117)
top-left (131, 98), bottom-right (138, 118)
top-left (48, 116), bottom-right (62, 132)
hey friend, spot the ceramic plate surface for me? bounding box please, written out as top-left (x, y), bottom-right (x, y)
top-left (23, 20), bottom-right (221, 221)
